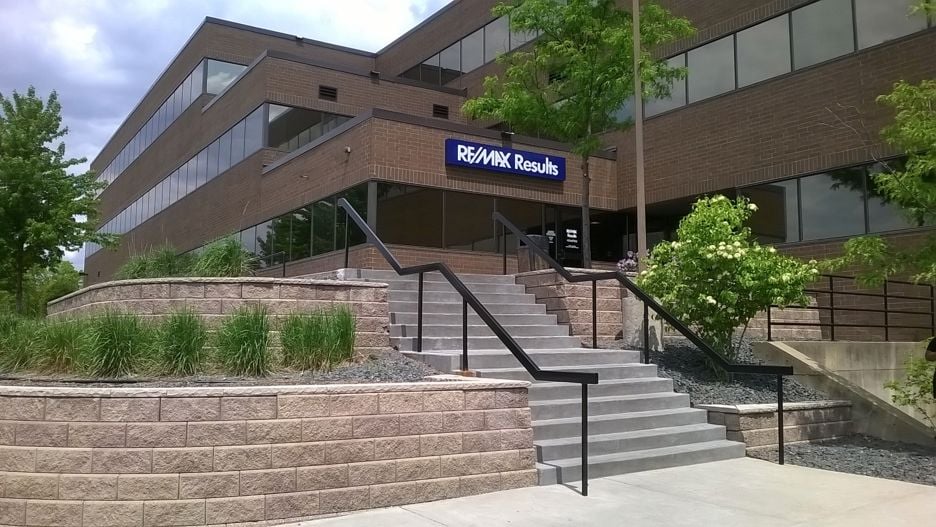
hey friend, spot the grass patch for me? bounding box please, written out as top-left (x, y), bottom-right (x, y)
top-left (280, 306), bottom-right (356, 371)
top-left (0, 318), bottom-right (40, 372)
top-left (191, 236), bottom-right (258, 277)
top-left (36, 318), bottom-right (91, 373)
top-left (217, 306), bottom-right (271, 376)
top-left (86, 312), bottom-right (151, 377)
top-left (154, 310), bottom-right (207, 376)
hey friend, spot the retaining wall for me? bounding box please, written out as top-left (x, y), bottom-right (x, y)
top-left (698, 400), bottom-right (853, 450)
top-left (0, 378), bottom-right (535, 526)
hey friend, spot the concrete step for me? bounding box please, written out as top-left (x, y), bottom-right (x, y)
top-left (390, 301), bottom-right (547, 315)
top-left (475, 363), bottom-right (658, 382)
top-left (390, 290), bottom-right (536, 304)
top-left (401, 349), bottom-right (639, 374)
top-left (532, 408), bottom-right (710, 441)
top-left (535, 423), bottom-right (728, 461)
top-left (529, 393), bottom-right (690, 420)
top-left (390, 324), bottom-right (570, 338)
top-left (392, 335), bottom-right (583, 352)
top-left (371, 280), bottom-right (527, 294)
top-left (390, 312), bottom-right (558, 326)
top-left (529, 378), bottom-right (674, 401)
top-left (537, 440), bottom-right (745, 485)
top-left (358, 270), bottom-right (517, 284)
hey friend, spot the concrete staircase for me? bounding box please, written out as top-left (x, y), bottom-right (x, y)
top-left (342, 269), bottom-right (745, 484)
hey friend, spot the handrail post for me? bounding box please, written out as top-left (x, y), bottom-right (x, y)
top-left (883, 281), bottom-right (889, 341)
top-left (281, 255), bottom-right (286, 278)
top-left (581, 382), bottom-right (589, 497)
top-left (931, 284), bottom-right (935, 336)
top-left (462, 298), bottom-right (469, 372)
top-left (767, 306), bottom-right (772, 342)
top-left (592, 281), bottom-right (598, 349)
top-left (777, 374), bottom-right (785, 465)
top-left (502, 223), bottom-right (507, 276)
top-left (829, 276), bottom-right (836, 341)
top-left (417, 272), bottom-right (424, 353)
top-left (642, 302), bottom-right (650, 364)
top-left (343, 212), bottom-right (350, 269)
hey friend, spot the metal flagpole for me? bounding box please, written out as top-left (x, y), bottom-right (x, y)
top-left (632, 0), bottom-right (647, 271)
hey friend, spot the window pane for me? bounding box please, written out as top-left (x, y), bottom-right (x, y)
top-left (290, 207), bottom-right (312, 260)
top-left (255, 220), bottom-right (274, 263)
top-left (485, 17), bottom-right (509, 63)
top-left (271, 215), bottom-right (291, 263)
top-left (206, 141), bottom-right (220, 181)
top-left (240, 226), bottom-right (257, 255)
top-left (219, 130), bottom-right (232, 173)
top-left (741, 180), bottom-right (800, 243)
top-left (614, 97), bottom-right (635, 123)
top-left (338, 184), bottom-right (369, 247)
top-left (169, 170), bottom-right (179, 203)
top-left (312, 199), bottom-right (336, 255)
top-left (496, 198), bottom-right (543, 254)
top-left (440, 42), bottom-right (461, 84)
top-left (792, 0), bottom-right (855, 69)
top-left (192, 60), bottom-right (205, 97)
top-left (737, 15), bottom-right (791, 87)
top-left (245, 107), bottom-right (264, 155)
top-left (401, 64), bottom-right (422, 82)
top-left (419, 54), bottom-right (441, 85)
top-left (855, 0), bottom-right (927, 49)
top-left (461, 28), bottom-right (484, 73)
top-left (173, 85), bottom-right (184, 118)
top-left (231, 119), bottom-right (246, 165)
top-left (205, 59), bottom-right (247, 94)
top-left (267, 105), bottom-right (347, 153)
top-left (377, 184), bottom-right (443, 247)
top-left (800, 169), bottom-right (866, 241)
top-left (646, 55), bottom-right (687, 117)
top-left (867, 161), bottom-right (916, 233)
top-left (444, 192), bottom-right (496, 251)
top-left (181, 74), bottom-right (192, 110)
top-left (196, 149), bottom-right (208, 188)
top-left (687, 35), bottom-right (735, 103)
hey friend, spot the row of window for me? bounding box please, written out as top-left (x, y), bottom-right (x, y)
top-left (399, 15), bottom-right (537, 85)
top-left (740, 159), bottom-right (916, 244)
top-left (618, 0), bottom-right (931, 119)
top-left (97, 59), bottom-right (248, 189)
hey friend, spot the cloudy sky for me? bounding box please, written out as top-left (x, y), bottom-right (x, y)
top-left (0, 0), bottom-right (451, 269)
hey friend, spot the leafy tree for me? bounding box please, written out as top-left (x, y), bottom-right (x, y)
top-left (884, 350), bottom-right (936, 434)
top-left (0, 260), bottom-right (81, 317)
top-left (0, 87), bottom-right (111, 313)
top-left (462, 0), bottom-right (693, 267)
top-left (826, 80), bottom-right (936, 286)
top-left (638, 196), bottom-right (819, 362)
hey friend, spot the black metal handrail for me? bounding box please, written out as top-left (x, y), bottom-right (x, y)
top-left (494, 211), bottom-right (794, 464)
top-left (337, 199), bottom-right (599, 495)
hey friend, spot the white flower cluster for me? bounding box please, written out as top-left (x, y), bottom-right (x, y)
top-left (703, 240), bottom-right (747, 260)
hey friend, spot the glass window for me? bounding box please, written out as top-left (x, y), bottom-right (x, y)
top-left (401, 64), bottom-right (422, 82)
top-left (485, 17), bottom-right (510, 63)
top-left (800, 169), bottom-right (866, 241)
top-left (240, 225), bottom-right (257, 256)
top-left (337, 184), bottom-right (369, 247)
top-left (377, 183), bottom-right (443, 248)
top-left (290, 207), bottom-right (312, 260)
top-left (614, 97), bottom-right (635, 123)
top-left (445, 192), bottom-right (496, 251)
top-left (312, 199), bottom-right (337, 255)
top-left (255, 220), bottom-right (275, 263)
top-left (218, 130), bottom-right (232, 173)
top-left (419, 54), bottom-right (441, 85)
top-left (737, 15), bottom-right (791, 87)
top-left (855, 0), bottom-right (927, 49)
top-left (206, 141), bottom-right (220, 181)
top-left (231, 119), bottom-right (246, 165)
top-left (205, 59), bottom-right (247, 94)
top-left (867, 161), bottom-right (916, 233)
top-left (169, 170), bottom-right (179, 203)
top-left (271, 215), bottom-right (291, 262)
top-left (496, 198), bottom-right (544, 253)
top-left (192, 60), bottom-right (205, 98)
top-left (160, 180), bottom-right (170, 213)
top-left (440, 42), bottom-right (461, 84)
top-left (181, 74), bottom-right (192, 110)
top-left (741, 180), bottom-right (800, 243)
top-left (646, 55), bottom-right (687, 117)
top-left (173, 85), bottom-right (184, 118)
top-left (687, 35), bottom-right (735, 103)
top-left (792, 0), bottom-right (855, 69)
top-left (461, 27), bottom-right (485, 73)
top-left (267, 105), bottom-right (346, 152)
top-left (196, 149), bottom-right (208, 188)
top-left (245, 107), bottom-right (264, 155)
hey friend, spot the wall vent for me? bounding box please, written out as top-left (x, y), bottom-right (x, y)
top-left (432, 104), bottom-right (450, 119)
top-left (319, 85), bottom-right (338, 101)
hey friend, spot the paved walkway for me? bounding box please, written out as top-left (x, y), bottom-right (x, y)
top-left (291, 458), bottom-right (936, 526)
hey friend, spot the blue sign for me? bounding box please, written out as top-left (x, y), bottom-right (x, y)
top-left (444, 139), bottom-right (566, 182)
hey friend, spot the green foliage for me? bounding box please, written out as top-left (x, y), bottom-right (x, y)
top-left (86, 312), bottom-right (150, 378)
top-left (154, 310), bottom-right (207, 376)
top-left (116, 246), bottom-right (194, 280)
top-left (36, 318), bottom-right (91, 373)
top-left (217, 306), bottom-right (271, 376)
top-left (190, 236), bottom-right (257, 277)
top-left (637, 196), bottom-right (819, 361)
top-left (0, 87), bottom-right (113, 313)
top-left (912, 0), bottom-right (935, 16)
top-left (884, 348), bottom-right (936, 433)
top-left (826, 80), bottom-right (936, 285)
top-left (0, 261), bottom-right (82, 317)
top-left (0, 317), bottom-right (40, 372)
top-left (280, 307), bottom-right (356, 371)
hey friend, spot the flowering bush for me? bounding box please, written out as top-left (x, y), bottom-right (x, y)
top-left (637, 195), bottom-right (819, 361)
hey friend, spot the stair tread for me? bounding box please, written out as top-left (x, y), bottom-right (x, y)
top-left (541, 439), bottom-right (744, 468)
top-left (533, 407), bottom-right (705, 426)
top-left (475, 363), bottom-right (651, 372)
top-left (529, 392), bottom-right (686, 407)
top-left (418, 348), bottom-right (635, 355)
top-left (531, 377), bottom-right (666, 388)
top-left (534, 423), bottom-right (724, 447)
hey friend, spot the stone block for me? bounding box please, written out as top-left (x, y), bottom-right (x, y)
top-left (159, 397), bottom-right (220, 422)
top-left (464, 391), bottom-right (496, 410)
top-left (495, 389), bottom-right (528, 408)
top-left (15, 422), bottom-right (68, 447)
top-left (373, 436), bottom-right (420, 460)
top-left (179, 472), bottom-right (239, 499)
top-left (377, 392), bottom-right (423, 414)
top-left (328, 394), bottom-right (378, 416)
top-left (100, 399), bottom-right (160, 422)
top-left (352, 415), bottom-right (399, 438)
top-left (423, 391), bottom-right (464, 412)
top-left (369, 481), bottom-right (419, 508)
top-left (219, 397), bottom-right (276, 420)
top-left (206, 496), bottom-right (265, 524)
top-left (319, 486), bottom-right (369, 514)
top-left (349, 288), bottom-right (384, 302)
top-left (414, 477), bottom-right (460, 503)
top-left (186, 421), bottom-right (245, 446)
top-left (0, 498), bottom-right (25, 525)
top-left (313, 288), bottom-right (350, 301)
top-left (221, 299), bottom-right (260, 314)
top-left (459, 472), bottom-right (504, 497)
top-left (398, 413), bottom-right (444, 435)
top-left (117, 474), bottom-right (179, 500)
top-left (277, 395), bottom-right (329, 419)
top-left (59, 475), bottom-right (118, 500)
top-left (239, 467), bottom-right (297, 494)
top-left (297, 464), bottom-right (349, 491)
top-left (440, 453), bottom-right (481, 477)
top-left (141, 283), bottom-right (170, 299)
top-left (420, 433), bottom-right (463, 456)
top-left (204, 283), bottom-right (241, 299)
top-left (44, 398), bottom-right (100, 421)
top-left (245, 419), bottom-right (301, 444)
top-left (92, 449), bottom-right (152, 474)
top-left (395, 457), bottom-right (441, 482)
top-left (325, 439), bottom-right (374, 464)
top-left (169, 283), bottom-right (204, 298)
top-left (0, 422), bottom-right (15, 445)
top-left (241, 284), bottom-right (279, 299)
top-left (35, 448), bottom-right (92, 473)
top-left (271, 443), bottom-right (326, 468)
top-left (152, 447), bottom-right (213, 473)
top-left (67, 422), bottom-right (127, 448)
top-left (483, 408), bottom-right (532, 430)
top-left (278, 285), bottom-right (316, 300)
top-left (126, 423), bottom-right (187, 448)
top-left (82, 501), bottom-right (143, 527)
top-left (502, 469), bottom-right (538, 489)
top-left (348, 460), bottom-right (396, 486)
top-left (442, 411), bottom-right (486, 432)
top-left (301, 417), bottom-right (353, 441)
top-left (478, 450), bottom-right (521, 472)
top-left (115, 285), bottom-right (143, 300)
top-left (463, 429), bottom-right (533, 453)
top-left (213, 445), bottom-right (271, 471)
top-left (0, 446), bottom-right (36, 472)
top-left (25, 500), bottom-right (82, 527)
top-left (142, 499), bottom-right (205, 527)
top-left (3, 473), bottom-right (59, 499)
top-left (265, 491), bottom-right (319, 521)
top-left (184, 299), bottom-right (222, 315)
top-left (519, 448), bottom-right (536, 469)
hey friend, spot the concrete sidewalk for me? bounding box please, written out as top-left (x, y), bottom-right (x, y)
top-left (291, 458), bottom-right (936, 526)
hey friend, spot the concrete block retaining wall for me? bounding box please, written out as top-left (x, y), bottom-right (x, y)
top-left (46, 278), bottom-right (391, 354)
top-left (0, 379), bottom-right (536, 526)
top-left (697, 400), bottom-right (853, 450)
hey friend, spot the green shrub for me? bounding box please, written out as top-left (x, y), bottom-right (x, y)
top-left (86, 312), bottom-right (151, 377)
top-left (0, 318), bottom-right (40, 372)
top-left (116, 246), bottom-right (193, 279)
top-left (36, 318), bottom-right (91, 373)
top-left (191, 236), bottom-right (257, 278)
top-left (280, 307), bottom-right (356, 371)
top-left (217, 306), bottom-right (271, 376)
top-left (155, 310), bottom-right (207, 376)
top-left (885, 347), bottom-right (936, 434)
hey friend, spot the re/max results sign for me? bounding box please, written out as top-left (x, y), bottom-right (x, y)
top-left (444, 139), bottom-right (566, 182)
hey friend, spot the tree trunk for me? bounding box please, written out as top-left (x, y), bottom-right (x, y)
top-left (581, 155), bottom-right (592, 268)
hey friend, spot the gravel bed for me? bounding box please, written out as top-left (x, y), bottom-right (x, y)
top-left (749, 435), bottom-right (936, 487)
top-left (0, 350), bottom-right (442, 388)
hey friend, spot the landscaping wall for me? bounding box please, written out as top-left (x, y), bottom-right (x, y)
top-left (698, 400), bottom-right (853, 450)
top-left (0, 379), bottom-right (536, 526)
top-left (46, 278), bottom-right (390, 355)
